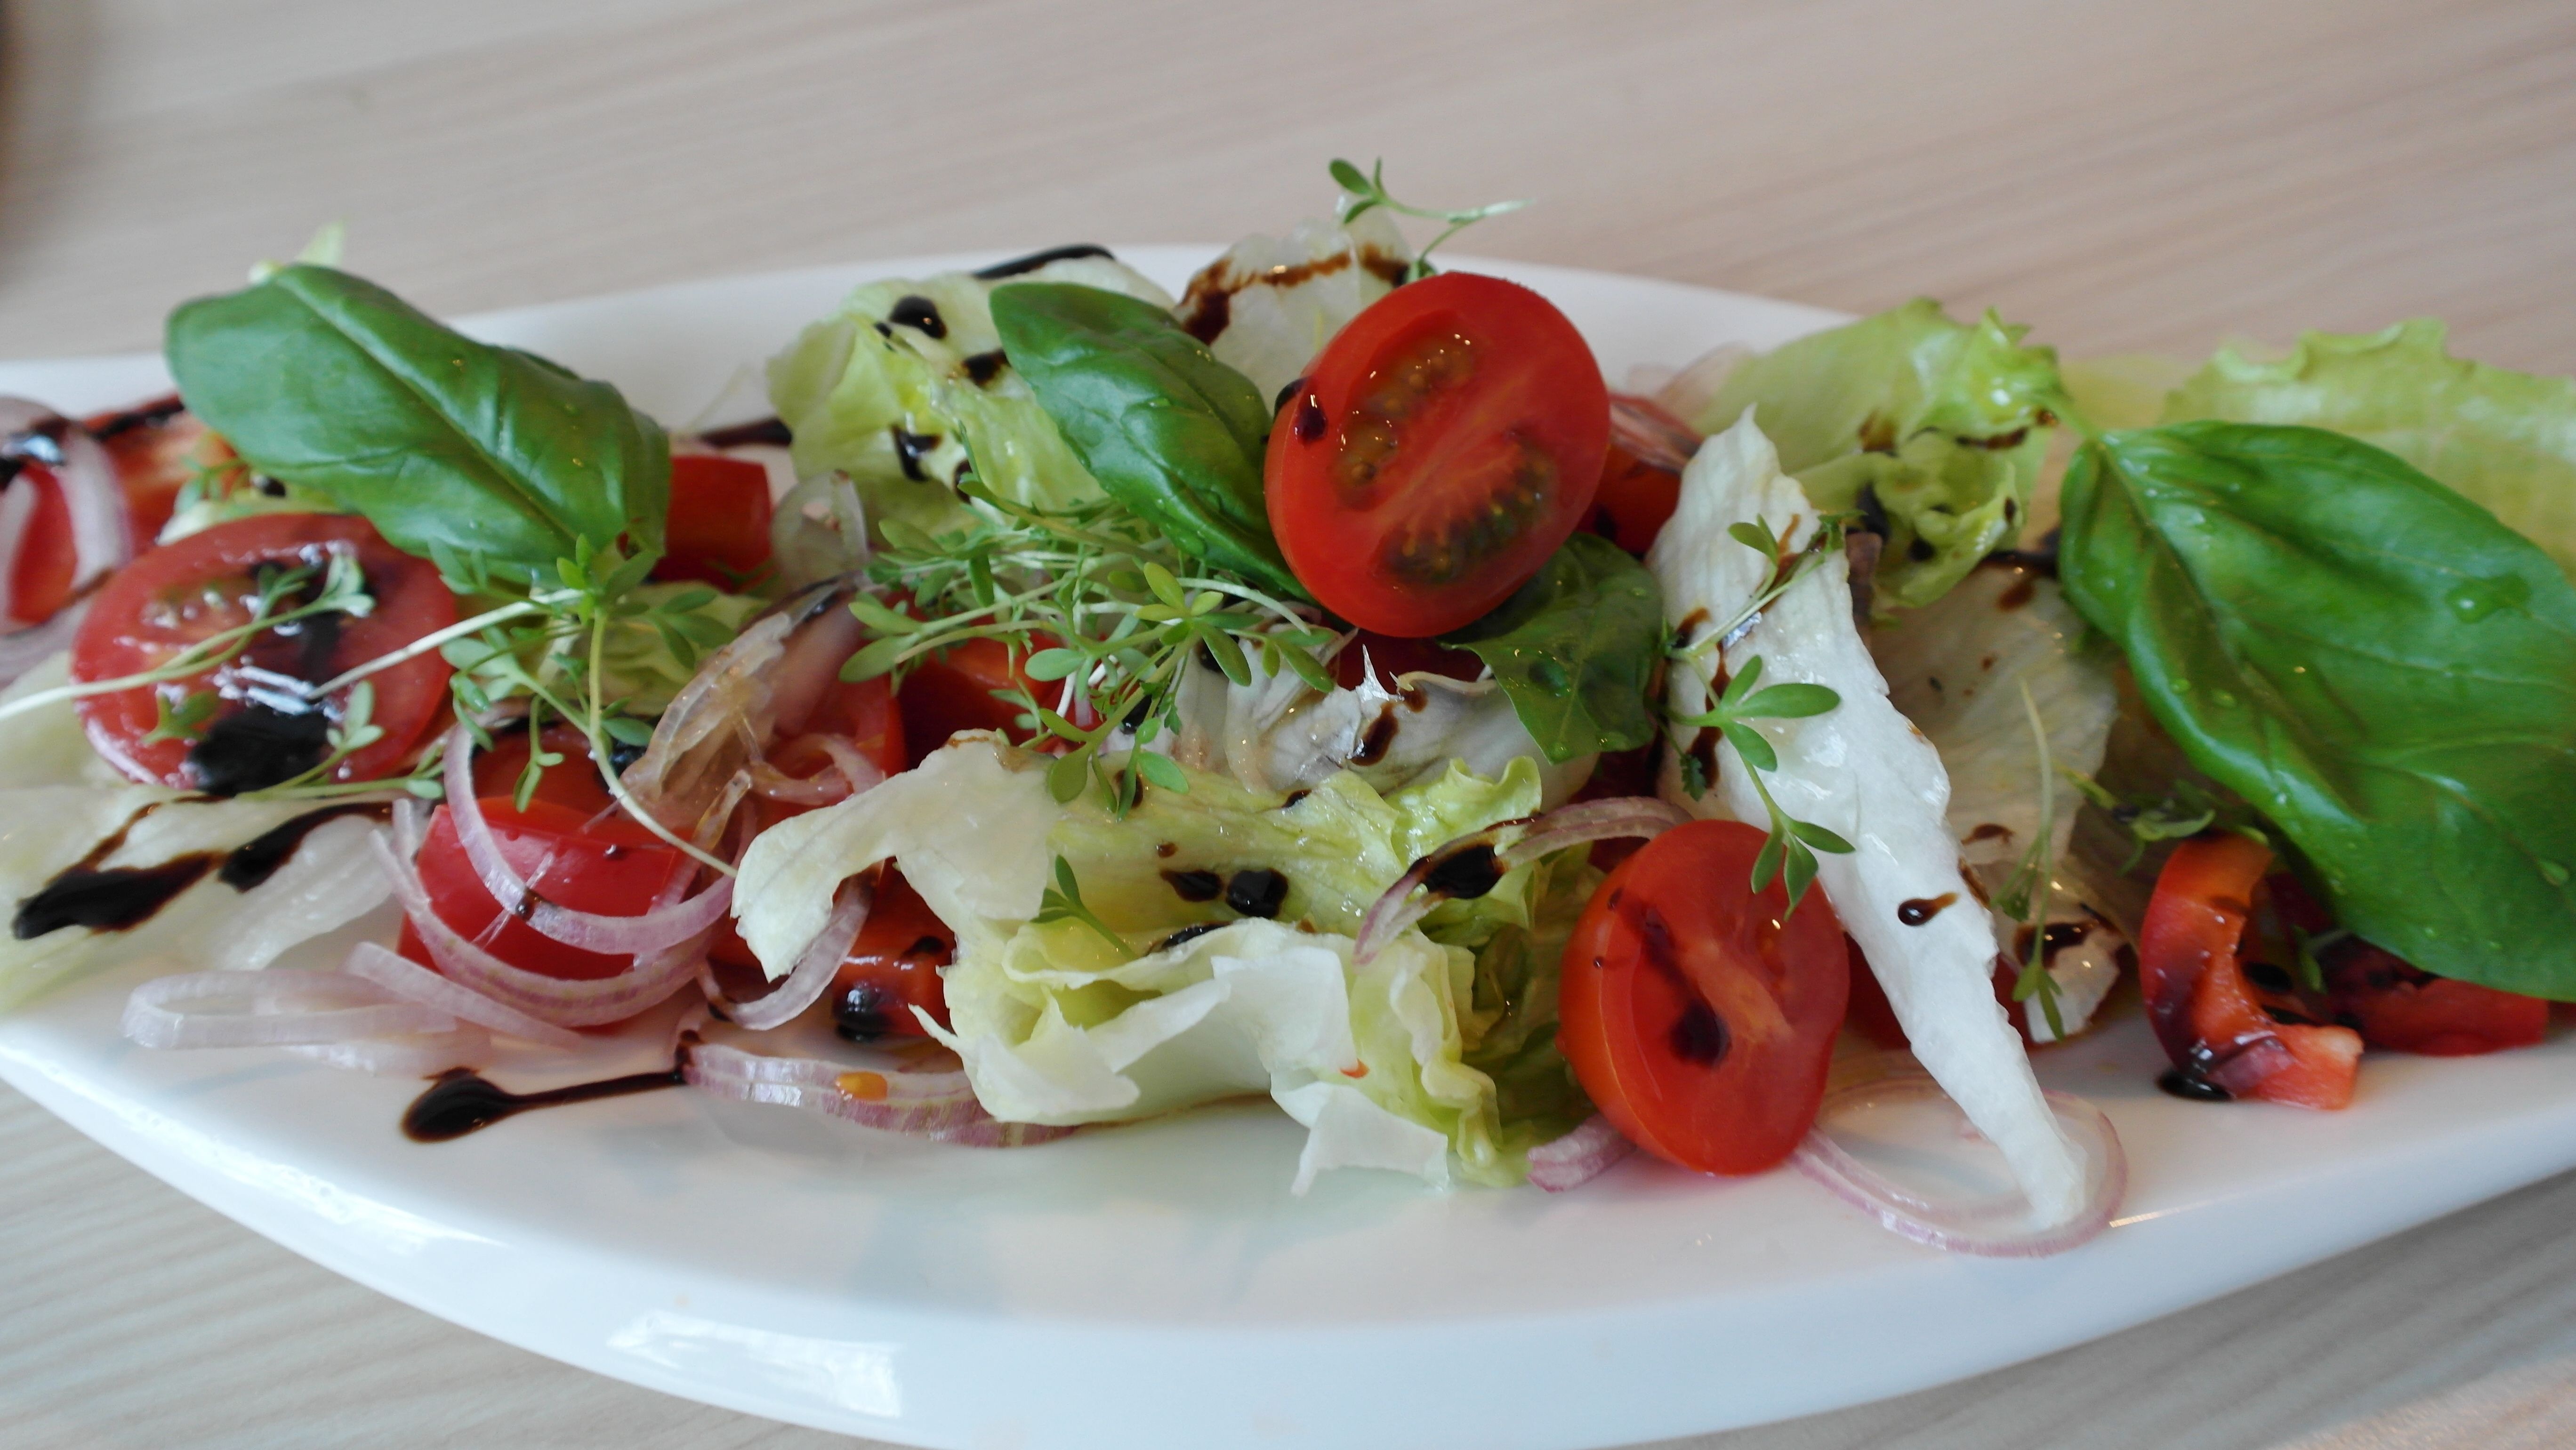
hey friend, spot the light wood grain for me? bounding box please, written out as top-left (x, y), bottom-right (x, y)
top-left (3, 2), bottom-right (2573, 1447)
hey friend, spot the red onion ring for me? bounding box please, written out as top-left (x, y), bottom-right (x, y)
top-left (684, 1039), bottom-right (1073, 1147)
top-left (338, 940), bottom-right (588, 1049)
top-left (1791, 1054), bottom-right (2127, 1257)
top-left (121, 971), bottom-right (459, 1049)
top-left (718, 876), bottom-right (871, 1031)
top-left (1355, 797), bottom-right (1686, 966)
top-left (1526, 1114), bottom-right (1635, 1192)
top-left (439, 719), bottom-right (733, 955)
top-left (371, 830), bottom-right (710, 1027)
top-left (1609, 394), bottom-right (1704, 473)
top-left (282, 1023), bottom-right (492, 1076)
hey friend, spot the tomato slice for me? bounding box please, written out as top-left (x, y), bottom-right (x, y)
top-left (2139, 835), bottom-right (2361, 1108)
top-left (1265, 273), bottom-right (1609, 637)
top-left (2316, 942), bottom-right (2549, 1056)
top-left (411, 793), bottom-right (691, 982)
top-left (1583, 395), bottom-right (1699, 556)
top-left (71, 513), bottom-right (457, 794)
top-left (656, 453), bottom-right (774, 588)
top-left (4, 461), bottom-right (79, 626)
top-left (829, 868), bottom-right (952, 1040)
top-left (1558, 819), bottom-right (1851, 1175)
top-left (895, 637), bottom-right (1046, 764)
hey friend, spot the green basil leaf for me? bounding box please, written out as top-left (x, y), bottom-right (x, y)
top-left (2059, 420), bottom-right (2576, 997)
top-left (988, 283), bottom-right (1304, 598)
top-left (1442, 532), bottom-right (1663, 763)
top-left (166, 264), bottom-right (669, 585)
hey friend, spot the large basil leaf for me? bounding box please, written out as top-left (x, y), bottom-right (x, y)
top-left (1442, 532), bottom-right (1662, 763)
top-left (167, 265), bottom-right (669, 583)
top-left (988, 282), bottom-right (1304, 598)
top-left (2059, 421), bottom-right (2576, 998)
top-left (1691, 300), bottom-right (2064, 610)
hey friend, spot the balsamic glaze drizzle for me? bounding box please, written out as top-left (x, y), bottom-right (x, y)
top-left (970, 243), bottom-right (1115, 280)
top-left (11, 801), bottom-right (393, 942)
top-left (402, 1053), bottom-right (691, 1143)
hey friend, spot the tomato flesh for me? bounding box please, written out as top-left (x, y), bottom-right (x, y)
top-left (830, 868), bottom-right (953, 1040)
top-left (1559, 820), bottom-right (1850, 1175)
top-left (1584, 395), bottom-right (1699, 556)
top-left (2139, 835), bottom-right (2361, 1108)
top-left (896, 637), bottom-right (1046, 763)
top-left (1266, 273), bottom-right (1608, 637)
top-left (411, 793), bottom-right (690, 982)
top-left (71, 513), bottom-right (457, 793)
top-left (656, 453), bottom-right (774, 588)
top-left (4, 462), bottom-right (78, 625)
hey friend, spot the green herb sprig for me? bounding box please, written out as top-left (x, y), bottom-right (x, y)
top-left (1329, 159), bottom-right (1529, 282)
top-left (850, 479), bottom-right (1333, 814)
top-left (1669, 654), bottom-right (1854, 910)
top-left (1032, 856), bottom-right (1127, 955)
top-left (1991, 683), bottom-right (2067, 1040)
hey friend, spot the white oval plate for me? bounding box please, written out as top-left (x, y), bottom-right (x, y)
top-left (5, 250), bottom-right (2575, 1450)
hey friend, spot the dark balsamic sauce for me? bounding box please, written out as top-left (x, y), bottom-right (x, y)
top-left (12, 801), bottom-right (394, 942)
top-left (402, 1055), bottom-right (691, 1143)
top-left (1224, 869), bottom-right (1289, 919)
top-left (1161, 868), bottom-right (1224, 903)
top-left (1154, 922), bottom-right (1224, 954)
top-left (889, 425), bottom-right (943, 481)
top-left (1668, 999), bottom-right (1730, 1064)
top-left (1350, 710), bottom-right (1400, 766)
top-left (1291, 396), bottom-right (1327, 443)
top-left (1418, 843), bottom-right (1504, 901)
top-left (962, 351), bottom-right (1007, 387)
top-left (188, 701), bottom-right (332, 796)
top-left (1896, 893), bottom-right (1957, 926)
top-left (699, 416), bottom-right (793, 449)
top-left (83, 394), bottom-right (187, 442)
top-left (971, 243), bottom-right (1115, 280)
top-left (886, 294), bottom-right (947, 339)
top-left (2157, 1068), bottom-right (2232, 1102)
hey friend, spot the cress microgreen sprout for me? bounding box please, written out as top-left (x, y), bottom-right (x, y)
top-left (850, 475), bottom-right (1334, 816)
top-left (1032, 856), bottom-right (1128, 956)
top-left (1992, 682), bottom-right (2067, 1040)
top-left (1329, 158), bottom-right (1530, 282)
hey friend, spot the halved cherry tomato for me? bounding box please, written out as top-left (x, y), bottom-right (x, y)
top-left (1583, 395), bottom-right (1699, 556)
top-left (2139, 835), bottom-right (2360, 1108)
top-left (829, 868), bottom-right (952, 1041)
top-left (467, 724), bottom-right (620, 814)
top-left (1266, 272), bottom-right (1609, 637)
top-left (71, 513), bottom-right (458, 794)
top-left (896, 637), bottom-right (1046, 763)
top-left (1559, 819), bottom-right (1850, 1175)
top-left (4, 462), bottom-right (78, 625)
top-left (656, 453), bottom-right (774, 588)
top-left (411, 793), bottom-right (691, 983)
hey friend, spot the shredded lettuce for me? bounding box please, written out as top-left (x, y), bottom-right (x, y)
top-left (1686, 300), bottom-right (2066, 610)
top-left (765, 258), bottom-right (1175, 542)
top-left (732, 736), bottom-right (1588, 1186)
top-left (2159, 320), bottom-right (2576, 577)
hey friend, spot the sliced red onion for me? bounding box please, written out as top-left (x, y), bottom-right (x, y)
top-left (685, 1039), bottom-right (1072, 1147)
top-left (1609, 394), bottom-right (1704, 473)
top-left (440, 720), bottom-right (733, 955)
top-left (1496, 796), bottom-right (1690, 871)
top-left (718, 876), bottom-right (870, 1031)
top-left (371, 830), bottom-right (709, 1027)
top-left (1356, 797), bottom-right (1688, 966)
top-left (0, 596), bottom-right (87, 690)
top-left (121, 971), bottom-right (459, 1050)
top-left (1527, 1114), bottom-right (1635, 1192)
top-left (339, 940), bottom-right (587, 1049)
top-left (282, 1023), bottom-right (492, 1076)
top-left (1792, 1055), bottom-right (2127, 1257)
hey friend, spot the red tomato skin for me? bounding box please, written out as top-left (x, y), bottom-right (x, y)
top-left (896, 637), bottom-right (1046, 764)
top-left (2323, 943), bottom-right (2548, 1056)
top-left (656, 454), bottom-right (774, 588)
top-left (1558, 820), bottom-right (1850, 1176)
top-left (1265, 272), bottom-right (1609, 638)
top-left (2139, 835), bottom-right (2360, 1108)
top-left (829, 869), bottom-right (952, 1040)
top-left (412, 796), bottom-right (689, 982)
top-left (71, 513), bottom-right (457, 790)
top-left (84, 398), bottom-right (216, 546)
top-left (1585, 441), bottom-right (1684, 556)
top-left (5, 463), bottom-right (78, 625)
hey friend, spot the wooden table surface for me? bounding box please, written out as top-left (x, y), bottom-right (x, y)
top-left (5, 2), bottom-right (2575, 1447)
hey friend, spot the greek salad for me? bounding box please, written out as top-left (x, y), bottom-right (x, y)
top-left (3, 162), bottom-right (2570, 1257)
